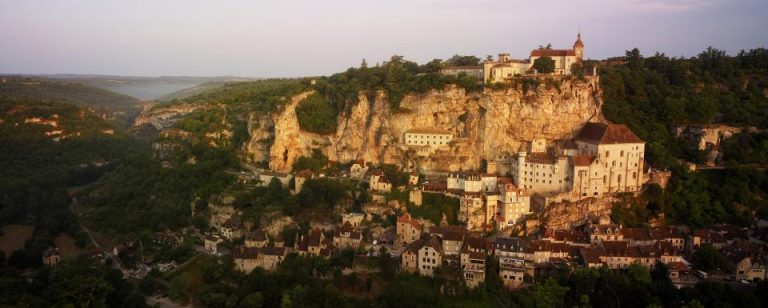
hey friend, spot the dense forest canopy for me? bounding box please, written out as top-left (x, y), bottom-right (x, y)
top-left (0, 99), bottom-right (143, 274)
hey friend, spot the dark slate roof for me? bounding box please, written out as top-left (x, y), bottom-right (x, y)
top-left (574, 123), bottom-right (644, 144)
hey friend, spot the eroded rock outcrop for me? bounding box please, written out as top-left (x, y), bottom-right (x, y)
top-left (249, 76), bottom-right (605, 173)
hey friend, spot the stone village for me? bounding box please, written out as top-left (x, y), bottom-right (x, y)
top-left (192, 118), bottom-right (767, 290)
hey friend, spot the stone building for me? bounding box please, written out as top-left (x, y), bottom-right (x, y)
top-left (460, 192), bottom-right (485, 231)
top-left (233, 246), bottom-right (287, 272)
top-left (460, 237), bottom-right (492, 269)
top-left (369, 171), bottom-right (393, 193)
top-left (342, 212), bottom-right (365, 228)
top-left (333, 222), bottom-right (363, 249)
top-left (572, 122), bottom-right (645, 197)
top-left (408, 172), bottom-right (419, 186)
top-left (418, 235), bottom-right (443, 277)
top-left (430, 226), bottom-right (467, 257)
top-left (509, 150), bottom-right (572, 193)
top-left (499, 257), bottom-right (526, 289)
top-left (245, 230), bottom-right (268, 248)
top-left (295, 229), bottom-right (332, 257)
top-left (349, 159), bottom-right (368, 179)
top-left (498, 183), bottom-right (531, 228)
top-left (42, 247), bottom-right (61, 266)
top-left (440, 65), bottom-right (484, 80)
top-left (495, 122), bottom-right (646, 203)
top-left (404, 128), bottom-right (453, 148)
top-left (233, 247), bottom-right (260, 273)
top-left (294, 169), bottom-right (312, 193)
top-left (736, 257), bottom-right (767, 282)
top-left (463, 256), bottom-right (486, 288)
top-left (204, 234), bottom-right (224, 253)
top-left (396, 213), bottom-right (423, 247)
top-left (401, 239), bottom-right (425, 274)
top-left (477, 33), bottom-right (585, 83)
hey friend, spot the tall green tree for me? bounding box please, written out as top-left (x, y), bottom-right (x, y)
top-left (533, 57), bottom-right (556, 74)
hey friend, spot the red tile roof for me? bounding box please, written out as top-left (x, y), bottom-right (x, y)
top-left (397, 213), bottom-right (423, 230)
top-left (246, 230), bottom-right (267, 242)
top-left (531, 49), bottom-right (575, 57)
top-left (572, 155), bottom-right (596, 167)
top-left (406, 127), bottom-right (452, 135)
top-left (296, 169), bottom-right (313, 178)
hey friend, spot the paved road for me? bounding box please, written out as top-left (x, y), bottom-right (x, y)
top-left (70, 197), bottom-right (124, 273)
top-left (146, 296), bottom-right (190, 308)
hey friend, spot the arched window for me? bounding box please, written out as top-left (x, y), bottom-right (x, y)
top-left (620, 150), bottom-right (624, 157)
top-left (603, 175), bottom-right (607, 183)
top-left (605, 151), bottom-right (610, 158)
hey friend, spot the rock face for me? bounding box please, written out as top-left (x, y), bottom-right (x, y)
top-left (134, 103), bottom-right (206, 130)
top-left (264, 91), bottom-right (329, 172)
top-left (248, 76), bottom-right (605, 173)
top-left (540, 198), bottom-right (613, 231)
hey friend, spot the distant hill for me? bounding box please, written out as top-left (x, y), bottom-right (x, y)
top-left (155, 80), bottom-right (232, 102)
top-left (0, 77), bottom-right (143, 128)
top-left (43, 75), bottom-right (258, 100)
top-left (0, 77), bottom-right (138, 107)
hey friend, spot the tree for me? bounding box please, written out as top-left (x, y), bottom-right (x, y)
top-left (692, 245), bottom-right (726, 271)
top-left (533, 57), bottom-right (555, 74)
top-left (531, 277), bottom-right (568, 307)
top-left (570, 62), bottom-right (585, 79)
top-left (444, 55), bottom-right (481, 67)
top-left (241, 292), bottom-right (264, 308)
top-left (625, 48), bottom-right (644, 70)
top-left (46, 258), bottom-right (115, 307)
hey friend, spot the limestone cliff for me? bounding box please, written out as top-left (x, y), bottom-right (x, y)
top-left (247, 76), bottom-right (605, 173)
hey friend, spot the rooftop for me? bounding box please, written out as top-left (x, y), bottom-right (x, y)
top-left (574, 123), bottom-right (644, 145)
top-left (530, 49), bottom-right (575, 57)
top-left (406, 127), bottom-right (452, 135)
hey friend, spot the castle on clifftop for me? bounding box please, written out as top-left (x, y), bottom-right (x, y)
top-left (441, 33), bottom-right (586, 84)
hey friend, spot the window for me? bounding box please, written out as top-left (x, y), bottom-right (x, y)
top-left (620, 150), bottom-right (624, 157)
top-left (606, 151), bottom-right (610, 158)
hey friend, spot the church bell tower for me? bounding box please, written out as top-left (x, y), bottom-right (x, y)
top-left (574, 32), bottom-right (584, 61)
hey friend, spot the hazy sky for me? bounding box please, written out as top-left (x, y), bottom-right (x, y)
top-left (1, 0), bottom-right (766, 77)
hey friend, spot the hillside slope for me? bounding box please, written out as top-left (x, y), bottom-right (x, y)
top-left (0, 77), bottom-right (142, 128)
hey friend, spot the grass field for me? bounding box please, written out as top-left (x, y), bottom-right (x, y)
top-left (0, 224), bottom-right (35, 255)
top-left (54, 233), bottom-right (84, 257)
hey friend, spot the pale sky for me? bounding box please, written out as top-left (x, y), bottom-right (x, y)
top-left (1, 0), bottom-right (766, 77)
